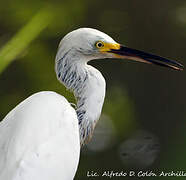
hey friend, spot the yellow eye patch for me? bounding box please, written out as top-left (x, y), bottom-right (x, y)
top-left (95, 41), bottom-right (120, 52)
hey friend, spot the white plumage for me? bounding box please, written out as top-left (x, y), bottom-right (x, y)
top-left (0, 28), bottom-right (182, 180)
top-left (0, 92), bottom-right (80, 180)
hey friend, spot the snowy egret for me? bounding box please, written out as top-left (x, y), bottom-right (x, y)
top-left (0, 28), bottom-right (183, 180)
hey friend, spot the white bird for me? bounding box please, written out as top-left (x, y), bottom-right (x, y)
top-left (0, 28), bottom-right (183, 180)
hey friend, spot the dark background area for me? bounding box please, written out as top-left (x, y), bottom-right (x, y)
top-left (0, 0), bottom-right (185, 179)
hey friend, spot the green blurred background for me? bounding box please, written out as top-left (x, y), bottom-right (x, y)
top-left (0, 0), bottom-right (185, 179)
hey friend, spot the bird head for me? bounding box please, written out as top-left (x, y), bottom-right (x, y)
top-left (56, 28), bottom-right (183, 70)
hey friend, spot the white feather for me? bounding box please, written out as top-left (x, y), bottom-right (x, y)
top-left (0, 91), bottom-right (80, 180)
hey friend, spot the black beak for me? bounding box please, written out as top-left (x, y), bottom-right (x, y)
top-left (109, 45), bottom-right (184, 71)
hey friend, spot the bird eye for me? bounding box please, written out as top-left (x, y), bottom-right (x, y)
top-left (95, 41), bottom-right (104, 48)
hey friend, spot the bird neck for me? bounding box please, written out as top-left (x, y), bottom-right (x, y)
top-left (56, 54), bottom-right (106, 146)
top-left (75, 65), bottom-right (106, 146)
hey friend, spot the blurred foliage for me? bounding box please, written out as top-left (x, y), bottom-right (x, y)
top-left (0, 0), bottom-right (186, 180)
top-left (0, 6), bottom-right (54, 73)
top-left (103, 87), bottom-right (137, 138)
